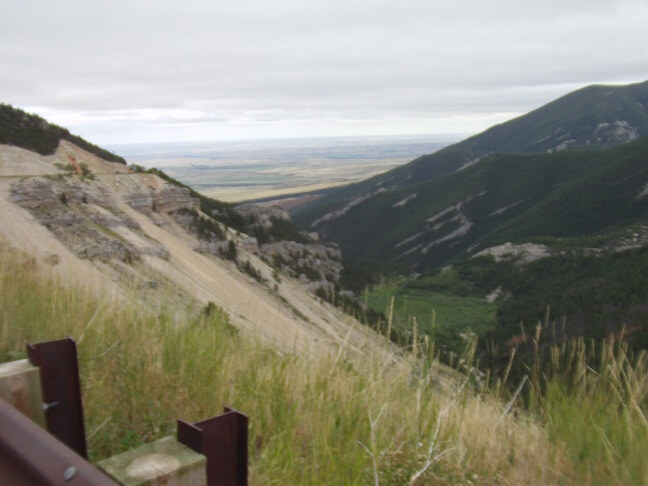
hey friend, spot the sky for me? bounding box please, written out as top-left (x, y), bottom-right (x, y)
top-left (2, 0), bottom-right (648, 145)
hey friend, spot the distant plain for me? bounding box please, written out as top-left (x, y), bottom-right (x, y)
top-left (109, 135), bottom-right (461, 202)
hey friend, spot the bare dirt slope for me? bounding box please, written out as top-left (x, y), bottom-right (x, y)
top-left (0, 141), bottom-right (393, 359)
top-left (0, 144), bottom-right (123, 297)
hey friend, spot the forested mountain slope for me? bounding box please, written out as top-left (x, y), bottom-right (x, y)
top-left (295, 80), bottom-right (648, 252)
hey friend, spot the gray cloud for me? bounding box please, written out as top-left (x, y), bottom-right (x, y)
top-left (1, 0), bottom-right (647, 143)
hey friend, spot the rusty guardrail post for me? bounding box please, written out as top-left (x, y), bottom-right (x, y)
top-left (177, 406), bottom-right (248, 486)
top-left (2, 336), bottom-right (249, 485)
top-left (27, 337), bottom-right (88, 458)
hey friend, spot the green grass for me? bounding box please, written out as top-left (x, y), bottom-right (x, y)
top-left (367, 278), bottom-right (497, 352)
top-left (526, 335), bottom-right (648, 485)
top-left (1, 240), bottom-right (647, 484)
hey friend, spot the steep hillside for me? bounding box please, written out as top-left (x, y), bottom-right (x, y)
top-left (8, 236), bottom-right (646, 485)
top-left (295, 80), bottom-right (648, 235)
top-left (0, 139), bottom-right (389, 358)
top-left (301, 136), bottom-right (648, 270)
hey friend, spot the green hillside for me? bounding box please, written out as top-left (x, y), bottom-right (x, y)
top-left (297, 81), bottom-right (648, 356)
top-left (303, 134), bottom-right (648, 354)
top-left (302, 136), bottom-right (648, 269)
top-left (295, 80), bottom-right (648, 230)
top-left (0, 103), bottom-right (126, 164)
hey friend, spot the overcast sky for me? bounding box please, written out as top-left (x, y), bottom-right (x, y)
top-left (2, 0), bottom-right (647, 144)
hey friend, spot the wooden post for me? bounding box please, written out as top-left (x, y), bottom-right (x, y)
top-left (0, 359), bottom-right (45, 427)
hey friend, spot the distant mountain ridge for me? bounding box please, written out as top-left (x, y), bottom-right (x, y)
top-left (294, 81), bottom-right (648, 266)
top-left (400, 80), bottom-right (648, 183)
top-left (295, 80), bottom-right (648, 230)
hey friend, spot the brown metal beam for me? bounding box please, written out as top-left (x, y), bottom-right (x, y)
top-left (27, 337), bottom-right (88, 458)
top-left (177, 406), bottom-right (248, 486)
top-left (0, 397), bottom-right (119, 485)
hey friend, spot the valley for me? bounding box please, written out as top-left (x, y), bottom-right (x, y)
top-left (1, 80), bottom-right (648, 484)
top-left (3, 0), bottom-right (648, 481)
top-left (366, 278), bottom-right (497, 352)
top-left (292, 81), bottom-right (648, 358)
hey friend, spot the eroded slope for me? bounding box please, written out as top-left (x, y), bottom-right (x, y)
top-left (0, 141), bottom-right (391, 358)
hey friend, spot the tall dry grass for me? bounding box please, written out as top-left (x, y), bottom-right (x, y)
top-left (1, 241), bottom-right (646, 484)
top-left (523, 329), bottom-right (648, 485)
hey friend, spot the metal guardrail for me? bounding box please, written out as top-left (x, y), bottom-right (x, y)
top-left (0, 337), bottom-right (249, 485)
top-left (0, 397), bottom-right (119, 485)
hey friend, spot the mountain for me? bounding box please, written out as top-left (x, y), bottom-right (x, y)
top-left (0, 105), bottom-right (385, 357)
top-left (316, 136), bottom-right (648, 351)
top-left (289, 82), bottom-right (648, 352)
top-left (294, 80), bottom-right (648, 241)
top-left (304, 137), bottom-right (648, 269)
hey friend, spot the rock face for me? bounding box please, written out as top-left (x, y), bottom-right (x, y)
top-left (6, 145), bottom-right (350, 310)
top-left (261, 240), bottom-right (341, 261)
top-left (10, 176), bottom-right (169, 263)
top-left (194, 239), bottom-right (230, 256)
top-left (10, 176), bottom-right (118, 209)
top-left (260, 240), bottom-right (343, 288)
top-left (474, 242), bottom-right (551, 264)
top-left (124, 185), bottom-right (198, 215)
top-left (8, 169), bottom-right (341, 289)
top-left (235, 204), bottom-right (289, 227)
top-left (214, 202), bottom-right (346, 288)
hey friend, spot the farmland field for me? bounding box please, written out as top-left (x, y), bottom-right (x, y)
top-left (109, 135), bottom-right (460, 202)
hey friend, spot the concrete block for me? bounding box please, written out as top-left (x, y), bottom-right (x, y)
top-left (0, 359), bottom-right (45, 427)
top-left (97, 436), bottom-right (206, 486)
